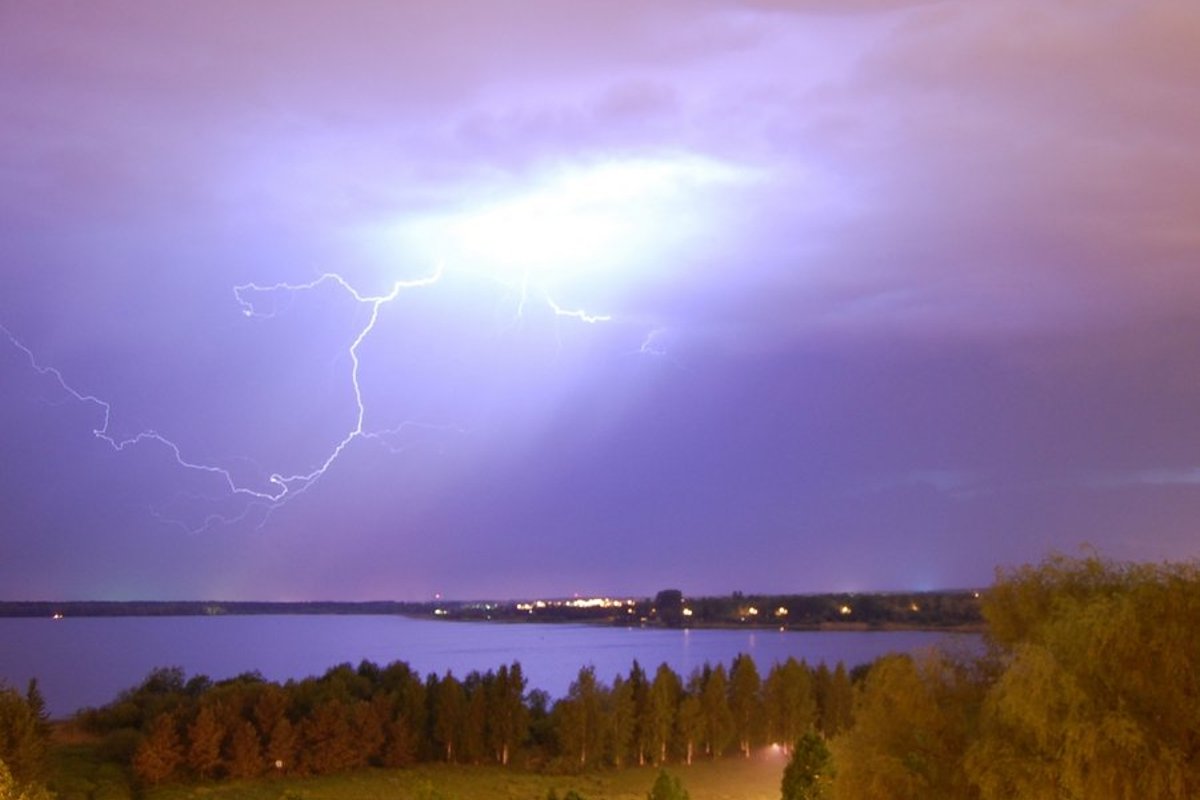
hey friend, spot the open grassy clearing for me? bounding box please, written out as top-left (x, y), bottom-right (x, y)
top-left (140, 756), bottom-right (785, 800)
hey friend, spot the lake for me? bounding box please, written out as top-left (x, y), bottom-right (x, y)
top-left (0, 615), bottom-right (981, 718)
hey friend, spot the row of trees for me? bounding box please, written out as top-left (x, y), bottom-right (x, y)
top-left (81, 653), bottom-right (854, 785)
top-left (813, 554), bottom-right (1200, 799)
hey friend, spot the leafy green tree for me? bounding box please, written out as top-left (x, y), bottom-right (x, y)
top-left (647, 768), bottom-right (690, 800)
top-left (675, 671), bottom-right (704, 765)
top-left (781, 732), bottom-right (834, 800)
top-left (605, 674), bottom-right (635, 767)
top-left (0, 757), bottom-right (54, 800)
top-left (765, 658), bottom-right (816, 750)
top-left (132, 712), bottom-right (184, 786)
top-left (966, 555), bottom-right (1200, 799)
top-left (830, 653), bottom-right (979, 800)
top-left (557, 666), bottom-right (606, 768)
top-left (700, 664), bottom-right (734, 758)
top-left (432, 673), bottom-right (466, 763)
top-left (648, 664), bottom-right (681, 764)
top-left (487, 662), bottom-right (528, 766)
top-left (461, 675), bottom-right (489, 764)
top-left (729, 654), bottom-right (763, 757)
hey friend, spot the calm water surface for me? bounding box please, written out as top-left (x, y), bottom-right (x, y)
top-left (0, 615), bottom-right (980, 717)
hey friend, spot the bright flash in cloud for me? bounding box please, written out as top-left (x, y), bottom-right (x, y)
top-left (379, 154), bottom-right (755, 298)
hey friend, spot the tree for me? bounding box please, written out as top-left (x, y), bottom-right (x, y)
top-left (488, 662), bottom-right (528, 766)
top-left (186, 704), bottom-right (225, 778)
top-left (132, 712), bottom-right (184, 786)
top-left (647, 768), bottom-right (690, 800)
top-left (557, 666), bottom-right (606, 768)
top-left (224, 719), bottom-right (264, 780)
top-left (700, 664), bottom-right (734, 758)
top-left (605, 674), bottom-right (635, 767)
top-left (348, 699), bottom-right (385, 767)
top-left (966, 555), bottom-right (1200, 799)
top-left (676, 672), bottom-right (704, 765)
top-left (781, 732), bottom-right (834, 800)
top-left (0, 757), bottom-right (53, 800)
top-left (729, 654), bottom-right (763, 757)
top-left (648, 664), bottom-right (681, 764)
top-left (0, 684), bottom-right (48, 786)
top-left (265, 716), bottom-right (296, 774)
top-left (830, 653), bottom-right (979, 800)
top-left (432, 673), bottom-right (466, 763)
top-left (299, 699), bottom-right (356, 774)
top-left (765, 658), bottom-right (816, 751)
top-left (629, 661), bottom-right (652, 766)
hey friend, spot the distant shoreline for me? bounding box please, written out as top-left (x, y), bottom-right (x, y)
top-left (0, 592), bottom-right (985, 632)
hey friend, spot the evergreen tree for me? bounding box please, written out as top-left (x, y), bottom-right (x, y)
top-left (132, 712), bottom-right (184, 786)
top-left (0, 684), bottom-right (48, 785)
top-left (186, 704), bottom-right (225, 778)
top-left (225, 719), bottom-right (264, 780)
top-left (628, 661), bottom-right (652, 766)
top-left (781, 732), bottom-right (834, 800)
top-left (265, 716), bottom-right (297, 774)
top-left (348, 699), bottom-right (385, 767)
top-left (647, 768), bottom-right (690, 800)
top-left (299, 699), bottom-right (356, 774)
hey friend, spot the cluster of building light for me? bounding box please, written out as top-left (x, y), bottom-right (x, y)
top-left (839, 604), bottom-right (853, 615)
top-left (514, 597), bottom-right (638, 612)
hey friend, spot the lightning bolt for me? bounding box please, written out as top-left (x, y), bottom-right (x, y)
top-left (2, 265), bottom-right (446, 530)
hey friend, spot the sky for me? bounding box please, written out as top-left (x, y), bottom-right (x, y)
top-left (2, 1), bottom-right (1199, 601)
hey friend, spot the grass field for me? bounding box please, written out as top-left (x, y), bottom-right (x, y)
top-left (49, 746), bottom-right (785, 800)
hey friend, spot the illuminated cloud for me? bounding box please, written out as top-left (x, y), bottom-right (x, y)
top-left (1, 1), bottom-right (1199, 599)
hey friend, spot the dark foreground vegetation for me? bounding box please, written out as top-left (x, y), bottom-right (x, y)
top-left (2, 554), bottom-right (1197, 799)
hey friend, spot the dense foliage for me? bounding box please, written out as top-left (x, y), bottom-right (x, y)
top-left (825, 554), bottom-right (1200, 799)
top-left (78, 655), bottom-right (852, 787)
top-left (0, 680), bottom-right (52, 799)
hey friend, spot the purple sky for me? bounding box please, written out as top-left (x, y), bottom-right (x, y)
top-left (3, 1), bottom-right (1199, 601)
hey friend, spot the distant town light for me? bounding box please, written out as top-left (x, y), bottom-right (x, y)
top-left (775, 606), bottom-right (788, 616)
top-left (682, 607), bottom-right (694, 617)
top-left (839, 605), bottom-right (852, 615)
top-left (434, 608), bottom-right (448, 616)
top-left (747, 606), bottom-right (759, 616)
top-left (910, 603), bottom-right (920, 612)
